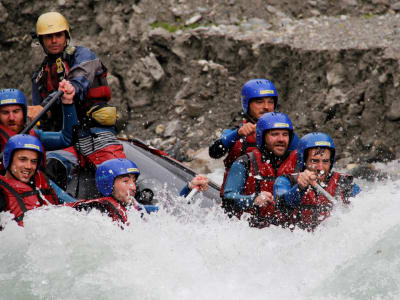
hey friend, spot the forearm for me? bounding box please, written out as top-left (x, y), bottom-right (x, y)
top-left (223, 161), bottom-right (255, 209)
top-left (209, 129), bottom-right (240, 159)
top-left (274, 176), bottom-right (304, 207)
top-left (179, 184), bottom-right (191, 197)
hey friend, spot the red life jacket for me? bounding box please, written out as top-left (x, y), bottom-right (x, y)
top-left (0, 171), bottom-right (59, 226)
top-left (288, 172), bottom-right (350, 231)
top-left (36, 53), bottom-right (111, 110)
top-left (67, 197), bottom-right (129, 224)
top-left (220, 120), bottom-right (257, 197)
top-left (242, 148), bottom-right (297, 226)
top-left (0, 124), bottom-right (37, 153)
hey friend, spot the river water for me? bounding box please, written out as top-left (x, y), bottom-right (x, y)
top-left (1, 163), bottom-right (400, 300)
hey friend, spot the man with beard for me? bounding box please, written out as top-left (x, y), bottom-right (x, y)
top-left (209, 79), bottom-right (298, 199)
top-left (273, 132), bottom-right (360, 231)
top-left (222, 112), bottom-right (297, 227)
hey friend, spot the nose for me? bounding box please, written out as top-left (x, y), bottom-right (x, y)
top-left (51, 34), bottom-right (57, 43)
top-left (8, 112), bottom-right (16, 120)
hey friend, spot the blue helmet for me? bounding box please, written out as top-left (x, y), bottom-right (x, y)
top-left (3, 134), bottom-right (44, 169)
top-left (95, 158), bottom-right (140, 197)
top-left (241, 79), bottom-right (278, 114)
top-left (256, 112), bottom-right (293, 150)
top-left (0, 89), bottom-right (27, 121)
top-left (297, 132), bottom-right (336, 171)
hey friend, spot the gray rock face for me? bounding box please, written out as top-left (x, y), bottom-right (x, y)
top-left (1, 0), bottom-right (400, 169)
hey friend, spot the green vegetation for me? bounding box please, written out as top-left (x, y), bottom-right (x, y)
top-left (150, 20), bottom-right (210, 33)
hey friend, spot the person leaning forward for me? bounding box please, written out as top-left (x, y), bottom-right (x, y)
top-left (66, 158), bottom-right (210, 225)
top-left (209, 79), bottom-right (299, 199)
top-left (30, 12), bottom-right (126, 189)
top-left (273, 132), bottom-right (361, 231)
top-left (222, 112), bottom-right (298, 228)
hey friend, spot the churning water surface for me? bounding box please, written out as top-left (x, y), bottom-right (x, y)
top-left (1, 163), bottom-right (400, 300)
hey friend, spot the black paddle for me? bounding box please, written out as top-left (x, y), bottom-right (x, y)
top-left (21, 90), bottom-right (64, 134)
top-left (0, 90), bottom-right (64, 159)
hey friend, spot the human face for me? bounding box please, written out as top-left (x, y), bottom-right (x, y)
top-left (264, 129), bottom-right (289, 156)
top-left (42, 31), bottom-right (67, 55)
top-left (113, 174), bottom-right (137, 205)
top-left (0, 105), bottom-right (24, 133)
top-left (248, 97), bottom-right (275, 120)
top-left (7, 149), bottom-right (39, 183)
top-left (305, 148), bottom-right (331, 183)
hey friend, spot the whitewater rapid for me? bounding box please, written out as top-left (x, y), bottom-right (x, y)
top-left (1, 164), bottom-right (400, 300)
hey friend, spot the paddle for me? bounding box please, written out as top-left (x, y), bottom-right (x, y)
top-left (313, 182), bottom-right (336, 202)
top-left (21, 90), bottom-right (64, 134)
top-left (0, 91), bottom-right (64, 159)
top-left (185, 186), bottom-right (200, 203)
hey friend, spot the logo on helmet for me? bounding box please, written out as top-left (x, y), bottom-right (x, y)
top-left (1, 99), bottom-right (17, 104)
top-left (315, 141), bottom-right (331, 146)
top-left (273, 122), bottom-right (290, 128)
top-left (259, 90), bottom-right (275, 95)
top-left (24, 144), bottom-right (41, 151)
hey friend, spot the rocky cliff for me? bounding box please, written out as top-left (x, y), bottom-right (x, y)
top-left (1, 0), bottom-right (400, 174)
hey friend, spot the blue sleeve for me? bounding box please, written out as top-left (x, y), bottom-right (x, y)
top-left (49, 180), bottom-right (76, 204)
top-left (223, 159), bottom-right (255, 209)
top-left (34, 103), bottom-right (78, 150)
top-left (143, 205), bottom-right (159, 214)
top-left (274, 176), bottom-right (304, 208)
top-left (351, 183), bottom-right (361, 197)
top-left (179, 184), bottom-right (191, 197)
top-left (221, 128), bottom-right (240, 149)
top-left (69, 47), bottom-right (100, 102)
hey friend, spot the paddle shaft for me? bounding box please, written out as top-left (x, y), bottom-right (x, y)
top-left (21, 90), bottom-right (64, 134)
top-left (314, 182), bottom-right (336, 202)
top-left (185, 186), bottom-right (199, 202)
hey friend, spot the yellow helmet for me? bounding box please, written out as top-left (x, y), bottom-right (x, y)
top-left (36, 12), bottom-right (70, 38)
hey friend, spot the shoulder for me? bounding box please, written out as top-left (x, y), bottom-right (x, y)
top-left (73, 46), bottom-right (98, 63)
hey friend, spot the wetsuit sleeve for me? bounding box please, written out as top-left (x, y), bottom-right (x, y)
top-left (179, 184), bottom-right (191, 197)
top-left (223, 157), bottom-right (255, 209)
top-left (274, 176), bottom-right (305, 208)
top-left (351, 184), bottom-right (361, 197)
top-left (34, 103), bottom-right (78, 150)
top-left (68, 47), bottom-right (104, 103)
top-left (143, 205), bottom-right (159, 214)
top-left (49, 180), bottom-right (77, 204)
top-left (209, 128), bottom-right (240, 159)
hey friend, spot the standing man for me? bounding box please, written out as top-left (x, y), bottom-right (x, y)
top-left (209, 79), bottom-right (298, 197)
top-left (273, 132), bottom-right (361, 231)
top-left (30, 11), bottom-right (125, 183)
top-left (0, 135), bottom-right (59, 226)
top-left (222, 112), bottom-right (297, 227)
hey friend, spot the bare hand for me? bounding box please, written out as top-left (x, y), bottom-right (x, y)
top-left (297, 170), bottom-right (317, 190)
top-left (189, 174), bottom-right (209, 192)
top-left (238, 123), bottom-right (256, 137)
top-left (254, 191), bottom-right (274, 207)
top-left (58, 79), bottom-right (75, 104)
top-left (27, 105), bottom-right (44, 121)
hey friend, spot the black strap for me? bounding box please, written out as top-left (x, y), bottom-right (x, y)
top-left (0, 179), bottom-right (27, 222)
top-left (102, 199), bottom-right (126, 223)
top-left (0, 127), bottom-right (10, 142)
